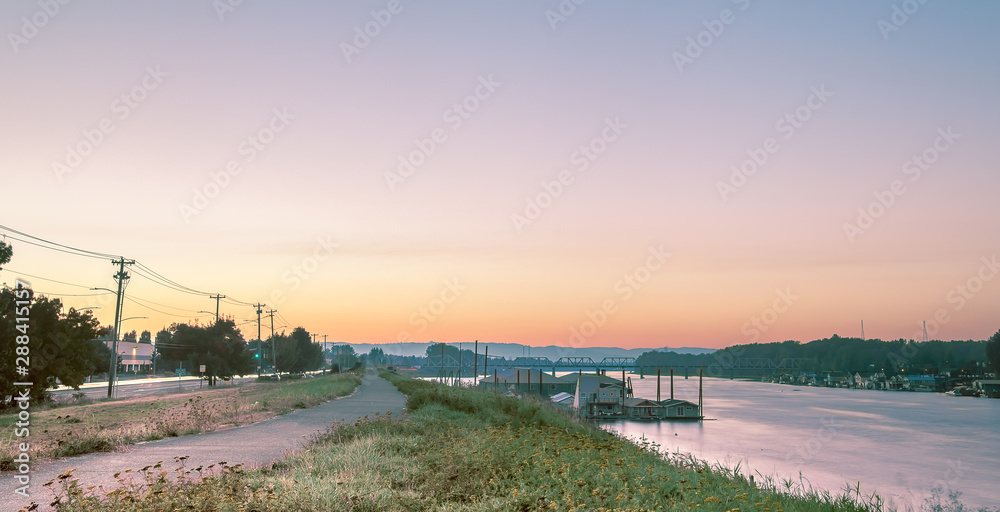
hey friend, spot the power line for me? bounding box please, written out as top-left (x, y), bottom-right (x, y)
top-left (2, 225), bottom-right (308, 337)
top-left (0, 224), bottom-right (121, 259)
top-left (0, 234), bottom-right (111, 260)
top-left (134, 262), bottom-right (211, 296)
top-left (226, 295), bottom-right (253, 305)
top-left (124, 296), bottom-right (209, 318)
top-left (126, 294), bottom-right (204, 313)
top-left (27, 290), bottom-right (111, 298)
top-left (1, 225), bottom-right (248, 303)
top-left (0, 267), bottom-right (101, 289)
top-left (2, 267), bottom-right (205, 316)
top-left (130, 267), bottom-right (209, 297)
top-left (277, 311), bottom-right (295, 328)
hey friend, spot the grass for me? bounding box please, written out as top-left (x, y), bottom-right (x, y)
top-left (0, 371), bottom-right (362, 470)
top-left (38, 371), bottom-right (996, 512)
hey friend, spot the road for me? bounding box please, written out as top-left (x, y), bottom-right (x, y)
top-left (49, 375), bottom-right (257, 400)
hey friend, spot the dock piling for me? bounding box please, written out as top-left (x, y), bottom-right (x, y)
top-left (656, 368), bottom-right (661, 402)
top-left (670, 367), bottom-right (675, 400)
top-left (699, 367), bottom-right (704, 417)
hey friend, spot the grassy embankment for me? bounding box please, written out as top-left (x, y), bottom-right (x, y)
top-left (1, 371), bottom-right (362, 470)
top-left (43, 370), bottom-right (894, 512)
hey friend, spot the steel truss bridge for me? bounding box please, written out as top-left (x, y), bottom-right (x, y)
top-left (423, 355), bottom-right (815, 373)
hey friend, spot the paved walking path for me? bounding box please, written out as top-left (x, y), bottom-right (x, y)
top-left (3, 370), bottom-right (406, 512)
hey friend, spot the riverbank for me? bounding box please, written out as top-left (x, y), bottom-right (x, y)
top-left (0, 371), bottom-right (361, 471)
top-left (44, 370), bottom-right (888, 511)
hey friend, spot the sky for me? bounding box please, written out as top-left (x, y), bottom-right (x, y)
top-left (1, 1), bottom-right (999, 351)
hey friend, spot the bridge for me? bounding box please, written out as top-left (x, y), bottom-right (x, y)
top-left (422, 354), bottom-right (815, 376)
top-left (424, 355), bottom-right (640, 371)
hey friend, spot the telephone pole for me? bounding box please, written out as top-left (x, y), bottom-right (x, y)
top-left (210, 294), bottom-right (225, 321)
top-left (107, 257), bottom-right (135, 398)
top-left (322, 335), bottom-right (328, 373)
top-left (253, 303), bottom-right (265, 375)
top-left (312, 333), bottom-right (317, 368)
top-left (267, 309), bottom-right (276, 373)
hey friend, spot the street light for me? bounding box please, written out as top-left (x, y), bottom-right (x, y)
top-left (197, 311), bottom-right (219, 326)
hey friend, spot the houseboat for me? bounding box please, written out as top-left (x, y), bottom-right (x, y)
top-left (562, 367), bottom-right (705, 420)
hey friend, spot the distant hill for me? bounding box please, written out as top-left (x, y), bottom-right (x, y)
top-left (347, 342), bottom-right (715, 359)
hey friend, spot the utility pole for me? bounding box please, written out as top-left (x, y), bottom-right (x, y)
top-left (267, 309), bottom-right (276, 373)
top-left (107, 257), bottom-right (135, 398)
top-left (311, 333), bottom-right (319, 372)
top-left (210, 294), bottom-right (225, 322)
top-left (473, 340), bottom-right (478, 381)
top-left (253, 303), bottom-right (265, 375)
top-left (322, 335), bottom-right (328, 373)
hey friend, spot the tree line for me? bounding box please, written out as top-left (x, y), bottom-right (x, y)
top-left (638, 334), bottom-right (1000, 377)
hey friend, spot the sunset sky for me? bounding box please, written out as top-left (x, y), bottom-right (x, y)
top-left (2, 1), bottom-right (998, 350)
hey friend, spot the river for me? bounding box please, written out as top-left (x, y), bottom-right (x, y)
top-left (598, 375), bottom-right (999, 511)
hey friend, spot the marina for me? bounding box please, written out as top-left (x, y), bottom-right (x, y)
top-left (478, 367), bottom-right (706, 420)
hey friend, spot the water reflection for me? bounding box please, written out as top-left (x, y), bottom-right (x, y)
top-left (597, 375), bottom-right (1000, 511)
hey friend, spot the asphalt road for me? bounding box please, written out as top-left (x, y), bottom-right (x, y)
top-left (50, 375), bottom-right (255, 401)
top-left (3, 369), bottom-right (406, 512)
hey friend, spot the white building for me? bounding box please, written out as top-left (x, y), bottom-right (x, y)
top-left (102, 338), bottom-right (154, 373)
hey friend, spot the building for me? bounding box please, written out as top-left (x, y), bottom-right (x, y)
top-left (657, 398), bottom-right (702, 419)
top-left (904, 375), bottom-right (938, 392)
top-left (478, 369), bottom-right (575, 396)
top-left (972, 379), bottom-right (1000, 398)
top-left (550, 392), bottom-right (575, 409)
top-left (101, 336), bottom-right (154, 373)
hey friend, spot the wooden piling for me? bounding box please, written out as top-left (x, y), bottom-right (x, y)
top-left (670, 367), bottom-right (675, 400)
top-left (699, 367), bottom-right (704, 417)
top-left (656, 367), bottom-right (661, 402)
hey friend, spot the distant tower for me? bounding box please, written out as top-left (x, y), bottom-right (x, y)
top-left (861, 320), bottom-right (865, 341)
top-left (923, 321), bottom-right (928, 342)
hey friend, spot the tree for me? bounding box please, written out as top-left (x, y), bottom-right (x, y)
top-left (987, 330), bottom-right (1000, 377)
top-left (368, 347), bottom-right (386, 365)
top-left (155, 328), bottom-right (171, 345)
top-left (86, 337), bottom-right (113, 376)
top-left (1, 289), bottom-right (105, 407)
top-left (332, 345), bottom-right (357, 372)
top-left (0, 240), bottom-right (11, 269)
top-left (139, 330), bottom-right (152, 343)
top-left (156, 320), bottom-right (254, 385)
top-left (273, 327), bottom-right (324, 373)
top-left (152, 328), bottom-right (171, 374)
